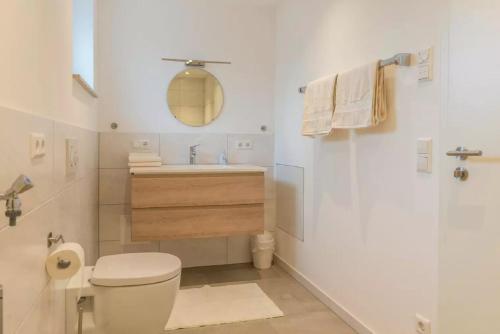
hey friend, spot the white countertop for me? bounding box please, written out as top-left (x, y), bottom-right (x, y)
top-left (130, 164), bottom-right (267, 175)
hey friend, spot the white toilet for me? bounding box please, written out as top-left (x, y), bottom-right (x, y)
top-left (66, 252), bottom-right (182, 334)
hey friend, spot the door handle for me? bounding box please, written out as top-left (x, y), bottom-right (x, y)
top-left (446, 146), bottom-right (483, 160)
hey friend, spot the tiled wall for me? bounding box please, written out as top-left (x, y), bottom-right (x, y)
top-left (0, 106), bottom-right (99, 334)
top-left (99, 132), bottom-right (275, 267)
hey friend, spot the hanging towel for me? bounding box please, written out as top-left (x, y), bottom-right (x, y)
top-left (128, 152), bottom-right (162, 163)
top-left (301, 75), bottom-right (337, 136)
top-left (332, 61), bottom-right (387, 129)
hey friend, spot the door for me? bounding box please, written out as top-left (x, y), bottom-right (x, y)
top-left (439, 0), bottom-right (500, 333)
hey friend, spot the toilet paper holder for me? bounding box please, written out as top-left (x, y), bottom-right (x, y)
top-left (47, 232), bottom-right (72, 269)
top-left (57, 259), bottom-right (72, 269)
top-left (47, 232), bottom-right (65, 248)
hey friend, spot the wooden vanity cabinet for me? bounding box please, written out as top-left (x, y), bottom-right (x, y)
top-left (130, 172), bottom-right (265, 241)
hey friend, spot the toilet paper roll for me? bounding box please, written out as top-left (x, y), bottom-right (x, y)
top-left (45, 242), bottom-right (84, 280)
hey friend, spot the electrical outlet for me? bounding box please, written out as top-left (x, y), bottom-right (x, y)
top-left (415, 314), bottom-right (431, 334)
top-left (236, 140), bottom-right (253, 150)
top-left (133, 139), bottom-right (152, 151)
top-left (66, 138), bottom-right (79, 175)
top-left (30, 133), bottom-right (46, 159)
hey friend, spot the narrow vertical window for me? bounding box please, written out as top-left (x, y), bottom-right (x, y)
top-left (73, 0), bottom-right (95, 89)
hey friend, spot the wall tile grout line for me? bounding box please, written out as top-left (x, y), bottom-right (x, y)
top-left (97, 132), bottom-right (102, 261)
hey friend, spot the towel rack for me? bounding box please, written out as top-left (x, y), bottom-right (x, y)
top-left (298, 53), bottom-right (412, 94)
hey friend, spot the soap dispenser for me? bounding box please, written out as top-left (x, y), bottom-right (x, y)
top-left (218, 152), bottom-right (228, 165)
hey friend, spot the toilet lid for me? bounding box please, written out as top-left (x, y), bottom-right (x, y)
top-left (91, 253), bottom-right (181, 287)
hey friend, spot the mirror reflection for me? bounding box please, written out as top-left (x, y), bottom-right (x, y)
top-left (167, 69), bottom-right (224, 127)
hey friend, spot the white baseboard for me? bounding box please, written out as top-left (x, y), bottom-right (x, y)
top-left (274, 254), bottom-right (375, 334)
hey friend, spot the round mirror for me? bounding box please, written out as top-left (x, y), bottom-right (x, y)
top-left (167, 68), bottom-right (224, 127)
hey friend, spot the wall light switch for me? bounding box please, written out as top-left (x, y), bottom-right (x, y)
top-left (30, 133), bottom-right (46, 159)
top-left (417, 156), bottom-right (431, 173)
top-left (66, 138), bottom-right (79, 175)
top-left (418, 47), bottom-right (433, 82)
top-left (417, 138), bottom-right (432, 173)
top-left (417, 138), bottom-right (432, 155)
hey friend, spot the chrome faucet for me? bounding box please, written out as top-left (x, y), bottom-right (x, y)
top-left (0, 175), bottom-right (34, 226)
top-left (189, 144), bottom-right (200, 165)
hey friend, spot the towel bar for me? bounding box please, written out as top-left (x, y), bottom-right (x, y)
top-left (298, 53), bottom-right (412, 93)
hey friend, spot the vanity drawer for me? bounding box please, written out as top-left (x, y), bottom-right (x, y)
top-left (131, 204), bottom-right (264, 240)
top-left (131, 172), bottom-right (264, 208)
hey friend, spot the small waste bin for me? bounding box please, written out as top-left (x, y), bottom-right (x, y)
top-left (251, 231), bottom-right (275, 269)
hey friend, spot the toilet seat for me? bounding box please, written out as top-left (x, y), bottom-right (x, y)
top-left (91, 252), bottom-right (181, 287)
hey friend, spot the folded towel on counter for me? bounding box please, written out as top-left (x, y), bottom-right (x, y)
top-left (301, 75), bottom-right (337, 136)
top-left (128, 152), bottom-right (162, 163)
top-left (128, 161), bottom-right (162, 168)
top-left (332, 61), bottom-right (387, 129)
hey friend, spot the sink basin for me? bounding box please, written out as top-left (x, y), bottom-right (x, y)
top-left (130, 164), bottom-right (266, 175)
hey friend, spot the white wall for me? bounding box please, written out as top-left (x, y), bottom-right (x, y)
top-left (0, 1), bottom-right (99, 333)
top-left (96, 0), bottom-right (277, 267)
top-left (273, 1), bottom-right (445, 333)
top-left (97, 0), bottom-right (276, 134)
top-left (0, 0), bottom-right (98, 130)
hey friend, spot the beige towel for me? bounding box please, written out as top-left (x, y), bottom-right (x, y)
top-left (128, 161), bottom-right (162, 167)
top-left (332, 61), bottom-right (386, 128)
top-left (301, 75), bottom-right (337, 136)
top-left (128, 152), bottom-right (161, 163)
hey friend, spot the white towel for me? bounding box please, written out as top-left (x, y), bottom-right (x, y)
top-left (128, 161), bottom-right (162, 167)
top-left (128, 152), bottom-right (161, 163)
top-left (332, 61), bottom-right (387, 129)
top-left (301, 75), bottom-right (337, 136)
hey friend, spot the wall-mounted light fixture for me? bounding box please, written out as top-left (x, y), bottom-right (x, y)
top-left (162, 58), bottom-right (231, 68)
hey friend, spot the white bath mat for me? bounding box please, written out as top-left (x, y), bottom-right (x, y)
top-left (165, 283), bottom-right (284, 331)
